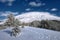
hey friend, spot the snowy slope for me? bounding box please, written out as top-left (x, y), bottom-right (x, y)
top-left (16, 12), bottom-right (60, 23)
top-left (0, 26), bottom-right (60, 40)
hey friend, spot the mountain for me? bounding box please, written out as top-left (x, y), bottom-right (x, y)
top-left (16, 12), bottom-right (60, 23)
top-left (0, 12), bottom-right (60, 31)
top-left (0, 26), bottom-right (60, 40)
top-left (1, 12), bottom-right (60, 24)
top-left (15, 12), bottom-right (60, 31)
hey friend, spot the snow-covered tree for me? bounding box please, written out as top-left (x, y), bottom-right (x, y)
top-left (5, 14), bottom-right (20, 27)
top-left (11, 26), bottom-right (21, 37)
top-left (13, 19), bottom-right (21, 27)
top-left (4, 14), bottom-right (21, 37)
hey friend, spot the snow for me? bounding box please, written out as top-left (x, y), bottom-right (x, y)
top-left (1, 12), bottom-right (60, 24)
top-left (16, 12), bottom-right (60, 23)
top-left (0, 26), bottom-right (60, 40)
top-left (0, 19), bottom-right (7, 25)
top-left (0, 12), bottom-right (60, 40)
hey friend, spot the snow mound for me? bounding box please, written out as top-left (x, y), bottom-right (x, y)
top-left (16, 12), bottom-right (60, 23)
top-left (0, 26), bottom-right (60, 40)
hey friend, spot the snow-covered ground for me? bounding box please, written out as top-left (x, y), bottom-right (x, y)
top-left (0, 26), bottom-right (60, 40)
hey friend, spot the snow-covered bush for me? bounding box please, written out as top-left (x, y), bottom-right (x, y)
top-left (11, 27), bottom-right (21, 37)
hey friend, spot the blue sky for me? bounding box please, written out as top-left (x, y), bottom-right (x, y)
top-left (0, 0), bottom-right (60, 20)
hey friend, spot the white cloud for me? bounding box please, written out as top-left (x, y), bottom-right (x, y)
top-left (0, 0), bottom-right (15, 6)
top-left (0, 0), bottom-right (15, 3)
top-left (51, 8), bottom-right (58, 11)
top-left (29, 2), bottom-right (45, 7)
top-left (0, 0), bottom-right (6, 3)
top-left (7, 2), bottom-right (13, 6)
top-left (25, 8), bottom-right (32, 11)
top-left (0, 11), bottom-right (19, 17)
top-left (1, 13), bottom-right (9, 17)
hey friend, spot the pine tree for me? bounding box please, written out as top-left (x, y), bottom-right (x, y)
top-left (4, 14), bottom-right (21, 37)
top-left (11, 26), bottom-right (21, 37)
top-left (14, 19), bottom-right (21, 27)
top-left (5, 14), bottom-right (20, 27)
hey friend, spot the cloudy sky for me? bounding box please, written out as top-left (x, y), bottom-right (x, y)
top-left (0, 0), bottom-right (60, 20)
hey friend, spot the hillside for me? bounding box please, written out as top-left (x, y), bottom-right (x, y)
top-left (0, 12), bottom-right (60, 31)
top-left (0, 26), bottom-right (60, 40)
top-left (16, 12), bottom-right (60, 23)
top-left (15, 12), bottom-right (60, 31)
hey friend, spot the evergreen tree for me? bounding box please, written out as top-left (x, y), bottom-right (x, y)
top-left (11, 26), bottom-right (21, 37)
top-left (4, 14), bottom-right (21, 37)
top-left (5, 14), bottom-right (20, 27)
top-left (14, 19), bottom-right (21, 27)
